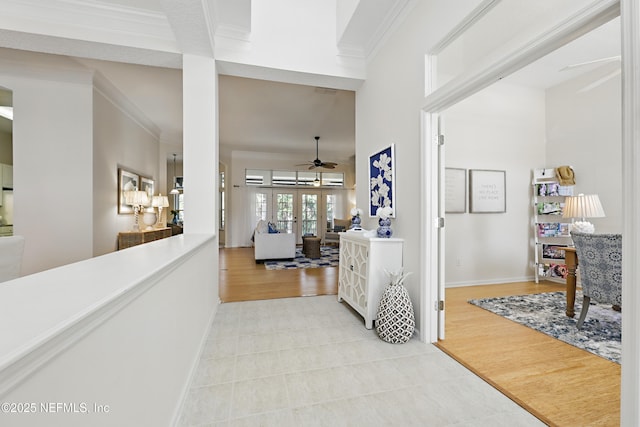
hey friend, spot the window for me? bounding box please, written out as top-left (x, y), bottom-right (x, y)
top-left (255, 193), bottom-right (267, 221)
top-left (301, 193), bottom-right (318, 236)
top-left (326, 194), bottom-right (337, 229)
top-left (245, 169), bottom-right (344, 187)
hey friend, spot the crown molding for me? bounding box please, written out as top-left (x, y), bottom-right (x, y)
top-left (0, 0), bottom-right (179, 53)
top-left (92, 70), bottom-right (161, 139)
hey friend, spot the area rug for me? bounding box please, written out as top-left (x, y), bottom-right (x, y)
top-left (264, 246), bottom-right (339, 270)
top-left (468, 291), bottom-right (621, 364)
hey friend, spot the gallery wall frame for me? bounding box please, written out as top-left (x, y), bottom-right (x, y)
top-left (445, 168), bottom-right (466, 213)
top-left (369, 143), bottom-right (396, 217)
top-left (469, 169), bottom-right (506, 213)
top-left (140, 176), bottom-right (155, 198)
top-left (118, 168), bottom-right (139, 214)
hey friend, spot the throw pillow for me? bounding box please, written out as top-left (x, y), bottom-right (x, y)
top-left (256, 220), bottom-right (269, 234)
top-left (268, 222), bottom-right (279, 233)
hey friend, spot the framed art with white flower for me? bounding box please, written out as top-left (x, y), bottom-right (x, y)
top-left (369, 144), bottom-right (396, 217)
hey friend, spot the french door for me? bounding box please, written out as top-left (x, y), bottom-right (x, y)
top-left (255, 189), bottom-right (341, 244)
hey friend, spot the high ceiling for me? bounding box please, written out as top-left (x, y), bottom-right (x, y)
top-left (0, 2), bottom-right (622, 160)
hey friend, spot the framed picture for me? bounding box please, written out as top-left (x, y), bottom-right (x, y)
top-left (369, 144), bottom-right (396, 217)
top-left (445, 168), bottom-right (466, 213)
top-left (118, 168), bottom-right (140, 214)
top-left (140, 176), bottom-right (155, 198)
top-left (469, 169), bottom-right (506, 213)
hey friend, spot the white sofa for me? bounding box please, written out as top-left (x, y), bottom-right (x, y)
top-left (254, 232), bottom-right (296, 262)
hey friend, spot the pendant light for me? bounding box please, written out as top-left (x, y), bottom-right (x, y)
top-left (170, 153), bottom-right (180, 195)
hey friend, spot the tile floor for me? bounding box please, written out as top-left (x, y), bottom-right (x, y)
top-left (177, 296), bottom-right (544, 426)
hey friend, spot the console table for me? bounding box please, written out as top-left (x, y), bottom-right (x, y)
top-left (338, 232), bottom-right (403, 329)
top-left (118, 228), bottom-right (171, 250)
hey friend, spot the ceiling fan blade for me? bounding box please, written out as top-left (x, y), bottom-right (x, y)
top-left (295, 162), bottom-right (312, 166)
top-left (308, 165), bottom-right (317, 170)
top-left (561, 55), bottom-right (621, 71)
top-left (578, 69), bottom-right (621, 93)
top-left (321, 162), bottom-right (337, 169)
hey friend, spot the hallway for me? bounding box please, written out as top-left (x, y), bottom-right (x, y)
top-left (177, 295), bottom-right (543, 426)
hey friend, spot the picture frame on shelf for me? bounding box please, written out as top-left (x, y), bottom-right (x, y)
top-left (368, 144), bottom-right (396, 217)
top-left (118, 168), bottom-right (139, 214)
top-left (469, 169), bottom-right (506, 213)
top-left (445, 168), bottom-right (466, 213)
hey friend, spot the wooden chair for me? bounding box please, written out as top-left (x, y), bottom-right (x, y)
top-left (570, 231), bottom-right (622, 329)
top-left (0, 235), bottom-right (25, 282)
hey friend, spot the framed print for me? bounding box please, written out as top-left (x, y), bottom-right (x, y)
top-left (369, 144), bottom-right (396, 217)
top-left (140, 176), bottom-right (155, 198)
top-left (445, 168), bottom-right (466, 213)
top-left (469, 169), bottom-right (506, 213)
top-left (118, 168), bottom-right (140, 214)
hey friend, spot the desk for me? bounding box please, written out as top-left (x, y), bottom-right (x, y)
top-left (564, 247), bottom-right (578, 317)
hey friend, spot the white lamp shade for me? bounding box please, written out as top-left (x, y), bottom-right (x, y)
top-left (124, 190), bottom-right (150, 207)
top-left (152, 195), bottom-right (169, 208)
top-left (562, 194), bottom-right (605, 219)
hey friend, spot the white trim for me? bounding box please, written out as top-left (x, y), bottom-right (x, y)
top-left (420, 111), bottom-right (440, 343)
top-left (422, 0), bottom-right (620, 112)
top-left (429, 0), bottom-right (502, 55)
top-left (0, 234), bottom-right (215, 399)
top-left (620, 0), bottom-right (640, 424)
top-left (92, 70), bottom-right (161, 139)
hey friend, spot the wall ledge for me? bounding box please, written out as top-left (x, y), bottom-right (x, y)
top-left (0, 233), bottom-right (215, 398)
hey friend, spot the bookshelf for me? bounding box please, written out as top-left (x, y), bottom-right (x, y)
top-left (532, 168), bottom-right (574, 283)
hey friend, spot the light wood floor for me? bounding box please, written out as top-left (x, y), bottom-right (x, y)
top-left (219, 248), bottom-right (620, 426)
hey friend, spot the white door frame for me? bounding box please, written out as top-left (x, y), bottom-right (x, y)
top-left (620, 0), bottom-right (640, 423)
top-left (421, 1), bottom-right (640, 423)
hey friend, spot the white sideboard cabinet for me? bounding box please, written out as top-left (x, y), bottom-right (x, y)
top-left (338, 232), bottom-right (404, 329)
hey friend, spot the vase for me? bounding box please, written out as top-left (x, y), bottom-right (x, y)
top-left (377, 217), bottom-right (392, 238)
top-left (142, 211), bottom-right (157, 230)
top-left (350, 215), bottom-right (361, 229)
top-left (376, 282), bottom-right (415, 344)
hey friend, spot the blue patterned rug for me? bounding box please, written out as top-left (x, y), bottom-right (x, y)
top-left (264, 246), bottom-right (339, 270)
top-left (469, 291), bottom-right (621, 364)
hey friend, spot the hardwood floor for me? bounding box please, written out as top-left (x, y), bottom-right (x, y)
top-left (437, 282), bottom-right (620, 427)
top-left (219, 247), bottom-right (338, 302)
top-left (219, 248), bottom-right (620, 426)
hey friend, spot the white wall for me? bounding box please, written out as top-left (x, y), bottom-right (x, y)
top-left (93, 86), bottom-right (160, 256)
top-left (0, 50), bottom-right (95, 274)
top-left (443, 82), bottom-right (546, 286)
top-left (0, 235), bottom-right (218, 427)
top-left (0, 48), bottom-right (164, 271)
top-left (356, 0), bottom-right (482, 332)
top-left (546, 62), bottom-right (622, 233)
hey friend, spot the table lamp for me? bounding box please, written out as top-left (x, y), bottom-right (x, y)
top-left (124, 190), bottom-right (150, 231)
top-left (152, 194), bottom-right (169, 228)
top-left (562, 193), bottom-right (605, 233)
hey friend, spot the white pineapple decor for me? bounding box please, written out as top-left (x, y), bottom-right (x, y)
top-left (376, 269), bottom-right (415, 343)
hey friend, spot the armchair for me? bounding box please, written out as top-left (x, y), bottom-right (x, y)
top-left (324, 218), bottom-right (351, 245)
top-left (571, 231), bottom-right (622, 329)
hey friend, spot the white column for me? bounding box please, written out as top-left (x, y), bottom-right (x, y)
top-left (182, 54), bottom-right (218, 235)
top-left (621, 1), bottom-right (640, 425)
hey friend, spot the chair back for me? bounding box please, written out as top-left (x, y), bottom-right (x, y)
top-left (571, 231), bottom-right (622, 306)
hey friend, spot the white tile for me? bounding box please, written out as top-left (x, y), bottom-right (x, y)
top-left (179, 383), bottom-right (233, 426)
top-left (230, 375), bottom-right (290, 419)
top-left (178, 295), bottom-right (542, 426)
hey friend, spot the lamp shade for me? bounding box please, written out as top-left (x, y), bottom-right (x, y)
top-left (562, 194), bottom-right (605, 219)
top-left (124, 190), bottom-right (150, 207)
top-left (152, 194), bottom-right (169, 208)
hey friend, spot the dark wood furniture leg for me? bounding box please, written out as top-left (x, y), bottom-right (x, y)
top-left (564, 248), bottom-right (577, 317)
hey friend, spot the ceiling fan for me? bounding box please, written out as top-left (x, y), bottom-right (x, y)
top-left (297, 136), bottom-right (337, 170)
top-left (561, 55), bottom-right (621, 93)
